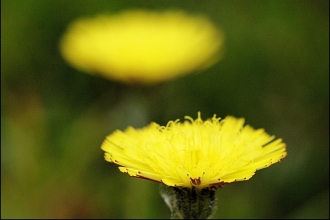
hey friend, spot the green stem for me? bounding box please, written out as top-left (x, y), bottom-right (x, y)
top-left (160, 185), bottom-right (219, 219)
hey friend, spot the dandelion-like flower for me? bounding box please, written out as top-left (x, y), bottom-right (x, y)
top-left (101, 112), bottom-right (287, 188)
top-left (60, 10), bottom-right (224, 84)
top-left (101, 112), bottom-right (287, 218)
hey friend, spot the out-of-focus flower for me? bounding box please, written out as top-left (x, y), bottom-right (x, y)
top-left (101, 112), bottom-right (287, 189)
top-left (60, 10), bottom-right (224, 84)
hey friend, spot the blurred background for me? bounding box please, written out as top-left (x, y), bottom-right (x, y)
top-left (1, 0), bottom-right (329, 218)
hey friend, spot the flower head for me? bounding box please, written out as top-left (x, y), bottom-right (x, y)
top-left (60, 10), bottom-right (224, 84)
top-left (101, 113), bottom-right (287, 189)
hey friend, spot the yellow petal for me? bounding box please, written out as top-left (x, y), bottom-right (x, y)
top-left (60, 10), bottom-right (224, 84)
top-left (101, 112), bottom-right (287, 188)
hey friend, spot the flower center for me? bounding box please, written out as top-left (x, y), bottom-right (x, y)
top-left (190, 177), bottom-right (201, 186)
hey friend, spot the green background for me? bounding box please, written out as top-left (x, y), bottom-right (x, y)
top-left (1, 0), bottom-right (329, 218)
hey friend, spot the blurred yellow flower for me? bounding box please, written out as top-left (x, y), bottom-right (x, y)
top-left (101, 113), bottom-right (287, 189)
top-left (60, 10), bottom-right (224, 84)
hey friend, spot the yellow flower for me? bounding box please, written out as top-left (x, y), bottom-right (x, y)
top-left (60, 10), bottom-right (223, 84)
top-left (101, 112), bottom-right (287, 189)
